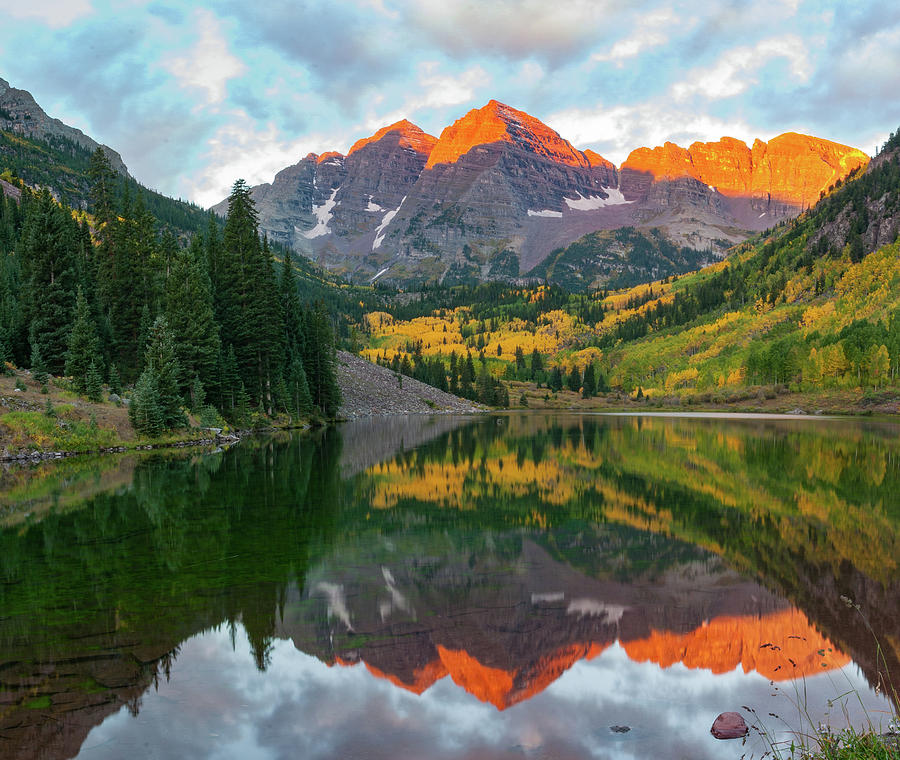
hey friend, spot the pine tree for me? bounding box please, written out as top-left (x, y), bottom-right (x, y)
top-left (218, 181), bottom-right (285, 411)
top-left (108, 364), bottom-right (123, 396)
top-left (22, 189), bottom-right (78, 373)
top-left (302, 302), bottom-right (341, 417)
top-left (530, 349), bottom-right (543, 379)
top-left (549, 366), bottom-right (563, 392)
top-left (190, 375), bottom-right (205, 413)
top-left (287, 356), bottom-right (313, 417)
top-left (142, 316), bottom-right (185, 429)
top-left (129, 372), bottom-right (163, 436)
top-left (582, 363), bottom-right (596, 398)
top-left (88, 147), bottom-right (117, 231)
top-left (567, 365), bottom-right (581, 393)
top-left (30, 340), bottom-right (48, 385)
top-left (165, 237), bottom-right (220, 398)
top-left (85, 359), bottom-right (104, 402)
top-left (65, 287), bottom-right (101, 393)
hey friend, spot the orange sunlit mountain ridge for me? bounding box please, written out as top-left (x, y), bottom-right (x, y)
top-left (217, 99), bottom-right (869, 286)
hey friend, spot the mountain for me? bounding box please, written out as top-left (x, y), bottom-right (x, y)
top-left (0, 76), bottom-right (127, 174)
top-left (226, 100), bottom-right (868, 288)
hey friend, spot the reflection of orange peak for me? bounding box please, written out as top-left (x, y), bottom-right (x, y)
top-left (364, 659), bottom-right (449, 695)
top-left (425, 100), bottom-right (596, 170)
top-left (435, 641), bottom-right (611, 710)
top-left (622, 133), bottom-right (868, 208)
top-left (622, 608), bottom-right (849, 680)
top-left (348, 119), bottom-right (438, 157)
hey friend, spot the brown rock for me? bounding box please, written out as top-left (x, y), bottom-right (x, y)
top-left (711, 711), bottom-right (749, 739)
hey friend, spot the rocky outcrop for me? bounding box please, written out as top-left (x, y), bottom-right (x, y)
top-left (0, 77), bottom-right (128, 175)
top-left (219, 100), bottom-right (868, 287)
top-left (336, 350), bottom-right (482, 417)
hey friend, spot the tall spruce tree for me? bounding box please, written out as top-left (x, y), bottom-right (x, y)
top-left (140, 316), bottom-right (185, 429)
top-left (165, 236), bottom-right (220, 401)
top-left (302, 302), bottom-right (341, 417)
top-left (22, 189), bottom-right (78, 373)
top-left (65, 287), bottom-right (102, 393)
top-left (219, 180), bottom-right (285, 411)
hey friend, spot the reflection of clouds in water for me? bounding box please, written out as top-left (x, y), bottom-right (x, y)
top-left (77, 627), bottom-right (891, 760)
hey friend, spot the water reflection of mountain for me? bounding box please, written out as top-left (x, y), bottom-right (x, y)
top-left (1, 414), bottom-right (898, 758)
top-left (285, 538), bottom-right (846, 710)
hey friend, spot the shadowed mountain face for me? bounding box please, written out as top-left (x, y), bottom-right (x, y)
top-left (218, 100), bottom-right (867, 286)
top-left (1, 415), bottom-right (898, 758)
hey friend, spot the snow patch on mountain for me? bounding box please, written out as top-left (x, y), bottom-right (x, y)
top-left (302, 188), bottom-right (339, 239)
top-left (564, 188), bottom-right (633, 211)
top-left (527, 209), bottom-right (563, 218)
top-left (366, 195), bottom-right (384, 212)
top-left (373, 196), bottom-right (406, 250)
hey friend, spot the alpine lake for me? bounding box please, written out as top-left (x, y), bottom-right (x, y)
top-left (1, 412), bottom-right (899, 760)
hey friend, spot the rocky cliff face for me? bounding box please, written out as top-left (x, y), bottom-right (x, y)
top-left (222, 100), bottom-right (868, 287)
top-left (621, 133), bottom-right (868, 213)
top-left (0, 77), bottom-right (128, 175)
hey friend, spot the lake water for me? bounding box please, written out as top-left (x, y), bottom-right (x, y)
top-left (1, 413), bottom-right (898, 760)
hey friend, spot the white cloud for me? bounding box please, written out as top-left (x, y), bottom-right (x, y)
top-left (358, 62), bottom-right (490, 134)
top-left (548, 102), bottom-right (767, 166)
top-left (591, 8), bottom-right (677, 65)
top-left (0, 0), bottom-right (93, 28)
top-left (183, 115), bottom-right (342, 208)
top-left (163, 9), bottom-right (246, 106)
top-left (672, 35), bottom-right (811, 101)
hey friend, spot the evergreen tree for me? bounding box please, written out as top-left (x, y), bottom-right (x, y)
top-left (141, 316), bottom-right (185, 429)
top-left (65, 287), bottom-right (101, 393)
top-left (108, 364), bottom-right (123, 396)
top-left (190, 375), bottom-right (206, 413)
top-left (22, 189), bottom-right (78, 373)
top-left (287, 356), bottom-right (313, 417)
top-left (129, 372), bottom-right (163, 436)
top-left (582, 363), bottom-right (597, 398)
top-left (88, 147), bottom-right (117, 231)
top-left (30, 340), bottom-right (48, 385)
top-left (549, 366), bottom-right (563, 392)
top-left (302, 302), bottom-right (341, 417)
top-left (165, 237), bottom-right (220, 398)
top-left (567, 365), bottom-right (581, 393)
top-left (460, 351), bottom-right (476, 398)
top-left (530, 349), bottom-right (543, 379)
top-left (218, 181), bottom-right (285, 410)
top-left (85, 359), bottom-right (104, 402)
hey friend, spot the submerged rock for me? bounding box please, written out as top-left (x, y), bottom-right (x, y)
top-left (711, 711), bottom-right (748, 739)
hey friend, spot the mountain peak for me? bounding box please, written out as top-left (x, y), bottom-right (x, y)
top-left (425, 100), bottom-right (589, 170)
top-left (622, 132), bottom-right (869, 207)
top-left (348, 120), bottom-right (437, 157)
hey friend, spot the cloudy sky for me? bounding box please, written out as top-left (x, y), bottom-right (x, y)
top-left (2, 1), bottom-right (899, 207)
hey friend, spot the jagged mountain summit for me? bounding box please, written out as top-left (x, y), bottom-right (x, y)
top-left (217, 100), bottom-right (868, 288)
